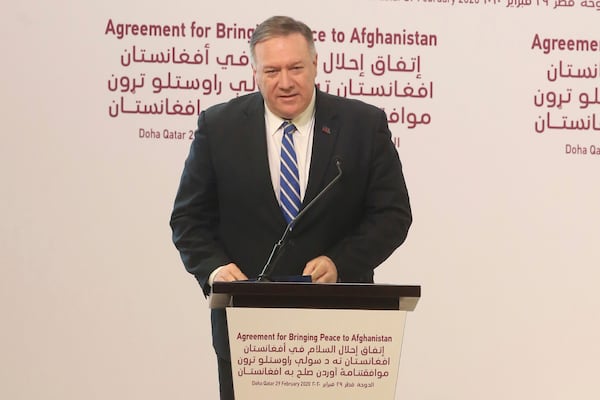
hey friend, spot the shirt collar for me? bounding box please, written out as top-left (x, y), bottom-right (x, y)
top-left (265, 88), bottom-right (316, 136)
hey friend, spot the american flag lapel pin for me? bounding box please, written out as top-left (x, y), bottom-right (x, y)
top-left (322, 125), bottom-right (331, 134)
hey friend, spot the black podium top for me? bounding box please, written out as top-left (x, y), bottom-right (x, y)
top-left (210, 281), bottom-right (420, 311)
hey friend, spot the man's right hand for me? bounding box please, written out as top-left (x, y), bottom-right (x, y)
top-left (213, 263), bottom-right (248, 282)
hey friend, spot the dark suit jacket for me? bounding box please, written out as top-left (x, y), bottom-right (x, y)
top-left (170, 88), bottom-right (411, 359)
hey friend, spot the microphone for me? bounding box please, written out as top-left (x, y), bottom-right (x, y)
top-left (257, 157), bottom-right (343, 282)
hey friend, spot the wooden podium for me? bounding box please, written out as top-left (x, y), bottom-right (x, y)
top-left (210, 281), bottom-right (420, 400)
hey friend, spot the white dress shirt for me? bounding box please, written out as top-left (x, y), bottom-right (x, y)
top-left (264, 90), bottom-right (316, 202)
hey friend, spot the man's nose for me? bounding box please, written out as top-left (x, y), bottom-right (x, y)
top-left (279, 69), bottom-right (292, 88)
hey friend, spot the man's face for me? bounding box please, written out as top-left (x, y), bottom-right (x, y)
top-left (252, 33), bottom-right (318, 120)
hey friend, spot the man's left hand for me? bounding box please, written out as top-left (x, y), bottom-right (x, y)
top-left (303, 255), bottom-right (337, 283)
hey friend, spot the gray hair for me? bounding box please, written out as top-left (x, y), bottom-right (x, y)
top-left (249, 16), bottom-right (316, 65)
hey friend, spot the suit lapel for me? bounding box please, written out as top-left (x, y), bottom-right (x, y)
top-left (304, 91), bottom-right (340, 206)
top-left (241, 94), bottom-right (288, 228)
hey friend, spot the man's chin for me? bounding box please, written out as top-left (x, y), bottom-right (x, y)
top-left (277, 101), bottom-right (303, 119)
top-left (274, 105), bottom-right (301, 120)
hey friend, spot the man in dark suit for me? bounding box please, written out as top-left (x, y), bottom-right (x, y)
top-left (170, 15), bottom-right (411, 400)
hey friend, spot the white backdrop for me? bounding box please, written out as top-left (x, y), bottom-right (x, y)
top-left (2, 1), bottom-right (600, 399)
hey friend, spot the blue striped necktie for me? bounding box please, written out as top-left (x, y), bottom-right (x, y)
top-left (280, 121), bottom-right (301, 224)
